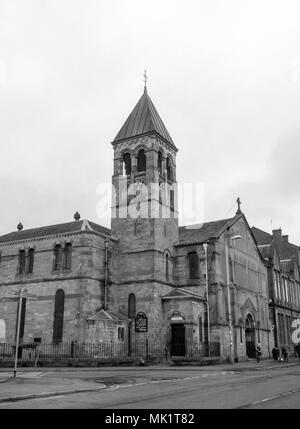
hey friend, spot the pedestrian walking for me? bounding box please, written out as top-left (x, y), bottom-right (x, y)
top-left (272, 346), bottom-right (279, 361)
top-left (295, 343), bottom-right (300, 360)
top-left (281, 346), bottom-right (288, 363)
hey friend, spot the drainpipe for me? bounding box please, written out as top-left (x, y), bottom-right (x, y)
top-left (203, 243), bottom-right (211, 358)
top-left (104, 240), bottom-right (109, 310)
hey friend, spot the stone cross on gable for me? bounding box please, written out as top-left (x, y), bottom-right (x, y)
top-left (236, 197), bottom-right (242, 215)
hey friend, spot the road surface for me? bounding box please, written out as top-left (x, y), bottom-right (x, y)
top-left (0, 365), bottom-right (299, 409)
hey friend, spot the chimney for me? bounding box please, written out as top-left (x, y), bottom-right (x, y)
top-left (282, 235), bottom-right (289, 243)
top-left (272, 228), bottom-right (282, 241)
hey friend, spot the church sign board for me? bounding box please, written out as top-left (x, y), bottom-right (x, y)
top-left (135, 312), bottom-right (148, 333)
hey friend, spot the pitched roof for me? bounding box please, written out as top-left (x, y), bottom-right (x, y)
top-left (252, 226), bottom-right (300, 267)
top-left (87, 309), bottom-right (129, 322)
top-left (178, 216), bottom-right (238, 245)
top-left (161, 287), bottom-right (205, 301)
top-left (251, 227), bottom-right (272, 246)
top-left (113, 88), bottom-right (176, 148)
top-left (0, 220), bottom-right (111, 244)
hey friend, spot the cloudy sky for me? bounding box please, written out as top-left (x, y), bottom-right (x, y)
top-left (1, 0), bottom-right (300, 243)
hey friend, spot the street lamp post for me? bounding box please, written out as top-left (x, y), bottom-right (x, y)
top-left (225, 233), bottom-right (241, 364)
top-left (9, 288), bottom-right (37, 378)
top-left (203, 243), bottom-right (210, 358)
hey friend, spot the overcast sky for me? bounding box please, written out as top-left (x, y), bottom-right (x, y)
top-left (1, 0), bottom-right (300, 243)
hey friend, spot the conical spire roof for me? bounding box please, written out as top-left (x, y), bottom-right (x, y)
top-left (113, 88), bottom-right (176, 148)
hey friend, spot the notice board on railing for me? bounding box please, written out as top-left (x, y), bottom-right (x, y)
top-left (135, 312), bottom-right (148, 332)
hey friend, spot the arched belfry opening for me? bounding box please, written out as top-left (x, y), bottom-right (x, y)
top-left (122, 153), bottom-right (131, 176)
top-left (137, 149), bottom-right (146, 172)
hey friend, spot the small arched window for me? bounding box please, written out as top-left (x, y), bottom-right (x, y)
top-left (166, 157), bottom-right (172, 181)
top-left (165, 253), bottom-right (170, 281)
top-left (53, 289), bottom-right (65, 343)
top-left (137, 149), bottom-right (146, 172)
top-left (18, 250), bottom-right (26, 275)
top-left (128, 293), bottom-right (136, 318)
top-left (54, 245), bottom-right (63, 271)
top-left (188, 251), bottom-right (199, 279)
top-left (122, 153), bottom-right (131, 176)
top-left (158, 151), bottom-right (162, 174)
top-left (63, 243), bottom-right (72, 270)
top-left (27, 248), bottom-right (35, 274)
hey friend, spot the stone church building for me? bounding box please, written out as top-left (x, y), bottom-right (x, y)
top-left (0, 86), bottom-right (272, 361)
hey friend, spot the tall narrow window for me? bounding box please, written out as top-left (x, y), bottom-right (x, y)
top-left (54, 245), bottom-right (63, 271)
top-left (27, 248), bottom-right (35, 274)
top-left (158, 151), bottom-right (162, 174)
top-left (137, 149), bottom-right (146, 172)
top-left (122, 153), bottom-right (131, 176)
top-left (18, 250), bottom-right (26, 275)
top-left (240, 326), bottom-right (243, 343)
top-left (166, 157), bottom-right (172, 181)
top-left (188, 252), bottom-right (199, 279)
top-left (128, 293), bottom-right (136, 319)
top-left (165, 253), bottom-right (169, 281)
top-left (53, 289), bottom-right (65, 343)
top-left (63, 243), bottom-right (72, 270)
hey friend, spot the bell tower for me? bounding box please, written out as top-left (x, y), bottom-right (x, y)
top-left (110, 84), bottom-right (179, 339)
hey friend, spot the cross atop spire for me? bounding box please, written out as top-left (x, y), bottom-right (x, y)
top-left (143, 69), bottom-right (148, 91)
top-left (236, 197), bottom-right (242, 215)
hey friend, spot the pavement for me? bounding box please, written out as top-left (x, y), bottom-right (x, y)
top-left (0, 358), bottom-right (299, 404)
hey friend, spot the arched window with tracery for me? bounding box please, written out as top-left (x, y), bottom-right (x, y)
top-left (188, 251), bottom-right (199, 279)
top-left (128, 293), bottom-right (136, 319)
top-left (53, 289), bottom-right (65, 343)
top-left (137, 149), bottom-right (146, 172)
top-left (122, 153), bottom-right (131, 176)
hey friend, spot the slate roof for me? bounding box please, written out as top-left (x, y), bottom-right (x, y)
top-left (0, 220), bottom-right (111, 244)
top-left (252, 226), bottom-right (300, 266)
top-left (178, 216), bottom-right (238, 245)
top-left (113, 88), bottom-right (176, 148)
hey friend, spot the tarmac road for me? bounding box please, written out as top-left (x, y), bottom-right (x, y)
top-left (0, 363), bottom-right (299, 409)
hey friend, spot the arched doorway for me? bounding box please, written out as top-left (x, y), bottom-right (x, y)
top-left (245, 314), bottom-right (255, 358)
